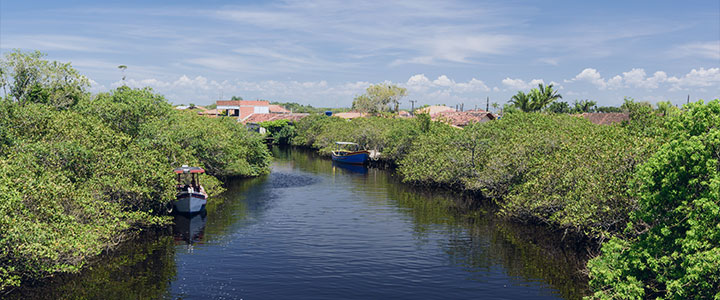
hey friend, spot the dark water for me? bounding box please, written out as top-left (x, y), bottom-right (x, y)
top-left (11, 147), bottom-right (589, 299)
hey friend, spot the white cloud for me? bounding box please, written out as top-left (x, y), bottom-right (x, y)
top-left (433, 75), bottom-right (454, 87)
top-left (567, 68), bottom-right (606, 88)
top-left (567, 67), bottom-right (720, 91)
top-left (501, 78), bottom-right (545, 91)
top-left (673, 41), bottom-right (720, 60)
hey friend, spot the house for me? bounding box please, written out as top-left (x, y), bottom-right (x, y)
top-left (415, 105), bottom-right (456, 115)
top-left (216, 100), bottom-right (270, 120)
top-left (431, 110), bottom-right (496, 127)
top-left (398, 110), bottom-right (412, 118)
top-left (579, 113), bottom-right (629, 125)
top-left (269, 105), bottom-right (291, 114)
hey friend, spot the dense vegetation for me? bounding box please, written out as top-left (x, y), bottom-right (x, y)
top-left (0, 51), bottom-right (270, 292)
top-left (588, 100), bottom-right (720, 299)
top-left (292, 99), bottom-right (720, 298)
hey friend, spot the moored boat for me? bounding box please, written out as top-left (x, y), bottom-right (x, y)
top-left (174, 165), bottom-right (208, 214)
top-left (331, 142), bottom-right (370, 165)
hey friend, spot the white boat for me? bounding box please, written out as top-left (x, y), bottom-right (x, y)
top-left (173, 165), bottom-right (208, 214)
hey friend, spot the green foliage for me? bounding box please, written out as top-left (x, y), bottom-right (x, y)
top-left (259, 119), bottom-right (297, 145)
top-left (75, 86), bottom-right (172, 138)
top-left (529, 83), bottom-right (562, 111)
top-left (352, 83), bottom-right (407, 114)
top-left (546, 101), bottom-right (571, 113)
top-left (0, 54), bottom-right (271, 291)
top-left (509, 91), bottom-right (532, 112)
top-left (399, 113), bottom-right (655, 238)
top-left (230, 95), bottom-right (243, 100)
top-left (292, 115), bottom-right (430, 163)
top-left (572, 99), bottom-right (597, 113)
top-left (588, 99), bottom-right (720, 299)
top-left (509, 84), bottom-right (562, 112)
top-left (595, 106), bottom-right (623, 113)
top-left (0, 50), bottom-right (89, 110)
top-left (621, 97), bottom-right (665, 137)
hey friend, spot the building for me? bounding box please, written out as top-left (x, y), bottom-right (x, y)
top-left (216, 100), bottom-right (270, 119)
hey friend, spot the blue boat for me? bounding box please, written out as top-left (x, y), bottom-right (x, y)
top-left (331, 142), bottom-right (370, 165)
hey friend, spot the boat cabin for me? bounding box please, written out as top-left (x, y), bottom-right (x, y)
top-left (333, 142), bottom-right (363, 155)
top-left (174, 165), bottom-right (205, 192)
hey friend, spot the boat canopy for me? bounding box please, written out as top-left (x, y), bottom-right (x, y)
top-left (335, 142), bottom-right (359, 145)
top-left (174, 165), bottom-right (205, 174)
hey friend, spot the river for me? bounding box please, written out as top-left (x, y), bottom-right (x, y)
top-left (11, 147), bottom-right (589, 299)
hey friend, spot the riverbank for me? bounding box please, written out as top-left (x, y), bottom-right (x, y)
top-left (0, 51), bottom-right (272, 293)
top-left (9, 147), bottom-right (592, 299)
top-left (290, 102), bottom-right (720, 298)
top-left (291, 112), bottom-right (659, 243)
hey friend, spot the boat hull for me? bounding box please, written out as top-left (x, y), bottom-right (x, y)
top-left (331, 151), bottom-right (369, 165)
top-left (175, 192), bottom-right (207, 214)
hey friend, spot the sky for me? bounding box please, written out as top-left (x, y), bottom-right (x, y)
top-left (1, 0), bottom-right (719, 109)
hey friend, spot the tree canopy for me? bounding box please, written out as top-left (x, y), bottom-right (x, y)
top-left (0, 50), bottom-right (89, 110)
top-left (508, 83), bottom-right (562, 112)
top-left (352, 83), bottom-right (407, 114)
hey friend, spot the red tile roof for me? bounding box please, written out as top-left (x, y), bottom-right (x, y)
top-left (269, 105), bottom-right (290, 113)
top-left (241, 113), bottom-right (309, 124)
top-left (431, 110), bottom-right (496, 127)
top-left (579, 113), bottom-right (629, 125)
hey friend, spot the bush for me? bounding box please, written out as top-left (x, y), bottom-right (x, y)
top-left (588, 99), bottom-right (720, 299)
top-left (399, 113), bottom-right (656, 238)
top-left (292, 115), bottom-right (428, 164)
top-left (0, 103), bottom-right (172, 290)
top-left (0, 52), bottom-right (272, 290)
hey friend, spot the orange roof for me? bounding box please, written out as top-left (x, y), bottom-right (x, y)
top-left (269, 105), bottom-right (290, 113)
top-left (579, 113), bottom-right (630, 125)
top-left (431, 111), bottom-right (496, 127)
top-left (241, 113), bottom-right (310, 124)
top-left (216, 100), bottom-right (270, 107)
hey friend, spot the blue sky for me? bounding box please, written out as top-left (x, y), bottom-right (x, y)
top-left (1, 0), bottom-right (719, 108)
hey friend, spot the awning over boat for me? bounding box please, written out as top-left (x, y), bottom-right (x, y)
top-left (173, 166), bottom-right (205, 174)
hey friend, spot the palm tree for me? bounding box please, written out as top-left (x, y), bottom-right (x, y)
top-left (529, 83), bottom-right (562, 111)
top-left (509, 91), bottom-right (532, 112)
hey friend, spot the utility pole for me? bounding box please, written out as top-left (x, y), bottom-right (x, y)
top-left (687, 94), bottom-right (690, 104)
top-left (409, 99), bottom-right (417, 115)
top-left (486, 97), bottom-right (489, 112)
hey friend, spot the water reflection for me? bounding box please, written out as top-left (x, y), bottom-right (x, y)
top-left (10, 146), bottom-right (589, 299)
top-left (6, 232), bottom-right (176, 300)
top-left (173, 212), bottom-right (207, 251)
top-left (332, 161), bottom-right (368, 174)
top-left (278, 146), bottom-right (590, 299)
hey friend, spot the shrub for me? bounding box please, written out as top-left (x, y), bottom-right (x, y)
top-left (399, 113), bottom-right (656, 238)
top-left (588, 99), bottom-right (720, 299)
